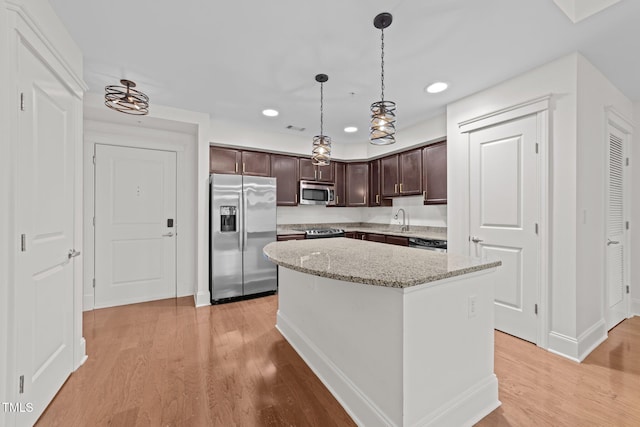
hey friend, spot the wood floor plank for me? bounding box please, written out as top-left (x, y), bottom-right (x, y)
top-left (36, 296), bottom-right (640, 426)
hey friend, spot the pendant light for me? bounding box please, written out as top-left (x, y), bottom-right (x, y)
top-left (370, 12), bottom-right (396, 145)
top-left (312, 73), bottom-right (331, 165)
top-left (105, 79), bottom-right (149, 115)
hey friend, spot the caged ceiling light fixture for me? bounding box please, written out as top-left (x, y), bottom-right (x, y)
top-left (370, 12), bottom-right (396, 145)
top-left (311, 73), bottom-right (332, 165)
top-left (105, 79), bottom-right (149, 115)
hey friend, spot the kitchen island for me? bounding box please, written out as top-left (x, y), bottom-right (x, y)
top-left (263, 238), bottom-right (501, 427)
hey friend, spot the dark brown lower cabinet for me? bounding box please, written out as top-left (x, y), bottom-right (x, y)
top-left (345, 232), bottom-right (366, 240)
top-left (277, 234), bottom-right (306, 241)
top-left (366, 233), bottom-right (386, 243)
top-left (385, 235), bottom-right (409, 246)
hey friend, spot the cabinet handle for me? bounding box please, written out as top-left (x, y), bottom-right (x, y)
top-left (400, 183), bottom-right (403, 193)
top-left (235, 163), bottom-right (238, 173)
top-left (394, 183), bottom-right (398, 193)
top-left (319, 170), bottom-right (322, 180)
top-left (243, 162), bottom-right (246, 174)
top-left (376, 194), bottom-right (380, 204)
top-left (423, 190), bottom-right (427, 201)
top-left (364, 194), bottom-right (366, 204)
top-left (361, 234), bottom-right (365, 240)
top-left (295, 193), bottom-right (298, 204)
top-left (314, 169), bottom-right (317, 180)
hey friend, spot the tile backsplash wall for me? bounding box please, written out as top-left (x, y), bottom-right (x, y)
top-left (277, 195), bottom-right (446, 227)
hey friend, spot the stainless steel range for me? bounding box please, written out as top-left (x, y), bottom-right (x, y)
top-left (408, 237), bottom-right (448, 252)
top-left (304, 228), bottom-right (346, 239)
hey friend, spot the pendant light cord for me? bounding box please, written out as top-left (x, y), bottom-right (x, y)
top-left (380, 27), bottom-right (385, 102)
top-left (320, 81), bottom-right (324, 136)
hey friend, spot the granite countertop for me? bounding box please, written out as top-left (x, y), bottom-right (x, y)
top-left (277, 223), bottom-right (446, 240)
top-left (263, 238), bottom-right (500, 288)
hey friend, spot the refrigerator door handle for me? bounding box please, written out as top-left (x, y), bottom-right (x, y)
top-left (238, 194), bottom-right (243, 251)
top-left (243, 193), bottom-right (248, 251)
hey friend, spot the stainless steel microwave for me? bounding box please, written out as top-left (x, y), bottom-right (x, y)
top-left (299, 181), bottom-right (335, 206)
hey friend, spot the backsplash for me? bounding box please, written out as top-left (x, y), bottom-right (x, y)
top-left (276, 195), bottom-right (446, 228)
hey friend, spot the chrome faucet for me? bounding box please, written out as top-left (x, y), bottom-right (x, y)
top-left (394, 208), bottom-right (408, 232)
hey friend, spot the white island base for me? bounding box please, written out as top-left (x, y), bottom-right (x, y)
top-left (276, 267), bottom-right (500, 427)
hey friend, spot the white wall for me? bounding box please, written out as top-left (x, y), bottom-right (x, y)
top-left (447, 52), bottom-right (634, 360)
top-left (82, 119), bottom-right (198, 309)
top-left (632, 102), bottom-right (640, 316)
top-left (575, 55), bottom-right (634, 334)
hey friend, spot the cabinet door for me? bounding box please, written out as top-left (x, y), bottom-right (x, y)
top-left (399, 148), bottom-right (422, 195)
top-left (346, 162), bottom-right (369, 206)
top-left (369, 159), bottom-right (381, 206)
top-left (271, 155), bottom-right (299, 206)
top-left (277, 234), bottom-right (306, 241)
top-left (299, 158), bottom-right (317, 181)
top-left (317, 162), bottom-right (334, 182)
top-left (381, 155), bottom-right (399, 197)
top-left (423, 141), bottom-right (447, 204)
top-left (366, 233), bottom-right (386, 243)
top-left (386, 235), bottom-right (409, 246)
top-left (210, 146), bottom-right (241, 174)
top-left (345, 231), bottom-right (357, 239)
top-left (242, 151), bottom-right (271, 176)
top-left (334, 162), bottom-right (346, 207)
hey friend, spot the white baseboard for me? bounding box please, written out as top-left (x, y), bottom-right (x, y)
top-left (547, 319), bottom-right (607, 362)
top-left (418, 375), bottom-right (500, 427)
top-left (194, 290), bottom-right (210, 307)
top-left (277, 310), bottom-right (394, 427)
top-left (75, 337), bottom-right (87, 371)
top-left (631, 297), bottom-right (640, 316)
top-left (83, 293), bottom-right (94, 311)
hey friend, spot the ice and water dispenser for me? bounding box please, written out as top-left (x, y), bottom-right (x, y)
top-left (220, 206), bottom-right (237, 232)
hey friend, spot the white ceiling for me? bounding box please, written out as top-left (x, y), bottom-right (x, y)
top-left (49, 0), bottom-right (640, 145)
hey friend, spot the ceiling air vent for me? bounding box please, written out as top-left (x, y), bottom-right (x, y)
top-left (286, 125), bottom-right (306, 132)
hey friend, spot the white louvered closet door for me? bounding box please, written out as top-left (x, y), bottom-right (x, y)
top-left (606, 125), bottom-right (628, 330)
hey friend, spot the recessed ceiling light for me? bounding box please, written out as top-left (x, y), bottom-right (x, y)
top-left (344, 126), bottom-right (358, 133)
top-left (425, 82), bottom-right (448, 94)
top-left (262, 109), bottom-right (279, 117)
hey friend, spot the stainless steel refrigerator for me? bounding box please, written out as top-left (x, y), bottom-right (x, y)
top-left (210, 173), bottom-right (277, 303)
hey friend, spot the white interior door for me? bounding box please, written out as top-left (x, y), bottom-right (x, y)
top-left (469, 114), bottom-right (539, 344)
top-left (16, 42), bottom-right (76, 426)
top-left (605, 125), bottom-right (629, 330)
top-left (94, 145), bottom-right (177, 308)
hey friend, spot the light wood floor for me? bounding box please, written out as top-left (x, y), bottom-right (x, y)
top-left (37, 296), bottom-right (640, 426)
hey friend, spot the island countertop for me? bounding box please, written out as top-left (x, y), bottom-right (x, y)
top-left (263, 237), bottom-right (501, 288)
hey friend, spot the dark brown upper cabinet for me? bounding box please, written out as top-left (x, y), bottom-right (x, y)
top-left (241, 151), bottom-right (271, 176)
top-left (334, 161), bottom-right (346, 207)
top-left (369, 159), bottom-right (392, 207)
top-left (422, 141), bottom-right (447, 205)
top-left (398, 148), bottom-right (423, 195)
top-left (380, 148), bottom-right (423, 197)
top-left (210, 147), bottom-right (270, 176)
top-left (299, 157), bottom-right (334, 182)
top-left (270, 155), bottom-right (299, 206)
top-left (210, 146), bottom-right (242, 174)
top-left (346, 162), bottom-right (369, 207)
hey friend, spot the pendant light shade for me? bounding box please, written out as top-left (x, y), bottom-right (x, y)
top-left (312, 74), bottom-right (331, 166)
top-left (370, 13), bottom-right (396, 145)
top-left (105, 79), bottom-right (149, 115)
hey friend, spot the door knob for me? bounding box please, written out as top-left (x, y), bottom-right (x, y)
top-left (607, 239), bottom-right (620, 246)
top-left (163, 232), bottom-right (174, 237)
top-left (68, 249), bottom-right (81, 259)
top-left (471, 237), bottom-right (483, 243)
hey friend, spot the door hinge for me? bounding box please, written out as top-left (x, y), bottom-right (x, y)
top-left (626, 157), bottom-right (629, 166)
top-left (535, 143), bottom-right (539, 154)
top-left (534, 304), bottom-right (538, 315)
top-left (92, 155), bottom-right (96, 165)
top-left (20, 93), bottom-right (25, 111)
top-left (20, 234), bottom-right (26, 252)
top-left (92, 217), bottom-right (95, 226)
top-left (626, 221), bottom-right (630, 230)
top-left (535, 223), bottom-right (539, 235)
top-left (627, 285), bottom-right (630, 294)
top-left (92, 278), bottom-right (95, 288)
top-left (19, 375), bottom-right (24, 394)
